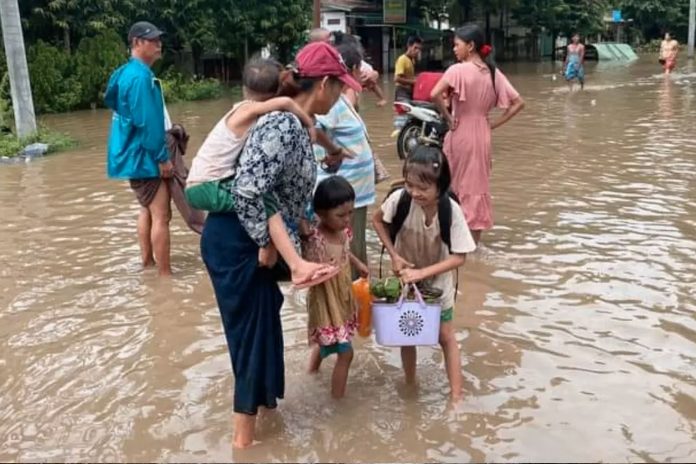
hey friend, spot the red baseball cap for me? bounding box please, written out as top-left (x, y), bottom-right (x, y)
top-left (295, 42), bottom-right (362, 91)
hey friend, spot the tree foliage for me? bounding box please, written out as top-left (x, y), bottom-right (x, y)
top-left (512, 0), bottom-right (609, 36)
top-left (618, 0), bottom-right (691, 40)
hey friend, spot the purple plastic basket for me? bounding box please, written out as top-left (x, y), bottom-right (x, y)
top-left (372, 284), bottom-right (442, 346)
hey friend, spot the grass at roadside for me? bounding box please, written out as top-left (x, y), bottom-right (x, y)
top-left (0, 128), bottom-right (77, 158)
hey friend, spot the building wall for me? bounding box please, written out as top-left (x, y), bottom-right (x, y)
top-left (321, 11), bottom-right (347, 33)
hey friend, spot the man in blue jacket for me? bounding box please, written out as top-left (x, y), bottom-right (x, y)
top-left (105, 21), bottom-right (174, 276)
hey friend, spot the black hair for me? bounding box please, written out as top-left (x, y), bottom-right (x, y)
top-left (243, 57), bottom-right (282, 95)
top-left (403, 144), bottom-right (451, 197)
top-left (313, 176), bottom-right (356, 212)
top-left (277, 72), bottom-right (342, 98)
top-left (407, 36), bottom-right (423, 47)
top-left (455, 24), bottom-right (497, 96)
top-left (335, 42), bottom-right (363, 70)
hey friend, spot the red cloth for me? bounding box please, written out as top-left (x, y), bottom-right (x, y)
top-left (412, 72), bottom-right (444, 102)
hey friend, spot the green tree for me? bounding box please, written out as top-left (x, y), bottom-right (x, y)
top-left (619, 0), bottom-right (690, 40)
top-left (26, 41), bottom-right (81, 113)
top-left (27, 0), bottom-right (143, 52)
top-left (74, 30), bottom-right (127, 106)
top-left (513, 0), bottom-right (608, 37)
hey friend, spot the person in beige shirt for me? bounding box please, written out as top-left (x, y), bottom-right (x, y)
top-left (373, 145), bottom-right (476, 401)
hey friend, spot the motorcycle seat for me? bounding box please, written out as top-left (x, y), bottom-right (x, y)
top-left (410, 100), bottom-right (438, 111)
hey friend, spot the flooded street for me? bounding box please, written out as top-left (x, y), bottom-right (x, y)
top-left (2, 58), bottom-right (696, 462)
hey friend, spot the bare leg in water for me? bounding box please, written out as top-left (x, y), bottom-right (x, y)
top-left (137, 207), bottom-right (155, 267)
top-left (401, 346), bottom-right (417, 385)
top-left (307, 344), bottom-right (354, 399)
top-left (148, 182), bottom-right (172, 276)
top-left (471, 230), bottom-right (482, 245)
top-left (439, 321), bottom-right (463, 401)
top-left (233, 412), bottom-right (256, 449)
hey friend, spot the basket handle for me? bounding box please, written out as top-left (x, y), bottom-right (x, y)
top-left (396, 283), bottom-right (427, 309)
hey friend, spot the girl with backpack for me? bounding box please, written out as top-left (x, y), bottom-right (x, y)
top-left (372, 145), bottom-right (476, 401)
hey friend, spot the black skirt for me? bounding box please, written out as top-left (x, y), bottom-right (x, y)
top-left (201, 212), bottom-right (285, 415)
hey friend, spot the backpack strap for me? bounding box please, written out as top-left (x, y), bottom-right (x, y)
top-left (389, 190), bottom-right (411, 246)
top-left (437, 190), bottom-right (459, 252)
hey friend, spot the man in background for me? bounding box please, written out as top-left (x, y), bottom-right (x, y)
top-left (394, 36), bottom-right (422, 101)
top-left (105, 21), bottom-right (173, 276)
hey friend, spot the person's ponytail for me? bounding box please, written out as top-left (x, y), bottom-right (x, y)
top-left (455, 24), bottom-right (497, 98)
top-left (481, 45), bottom-right (497, 98)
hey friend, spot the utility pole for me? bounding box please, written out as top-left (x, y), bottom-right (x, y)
top-left (689, 0), bottom-right (695, 58)
top-left (0, 0), bottom-right (37, 138)
top-left (313, 0), bottom-right (321, 28)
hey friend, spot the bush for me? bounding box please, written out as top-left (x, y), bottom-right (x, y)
top-left (0, 128), bottom-right (77, 158)
top-left (75, 31), bottom-right (127, 107)
top-left (27, 41), bottom-right (82, 113)
top-left (160, 72), bottom-right (223, 103)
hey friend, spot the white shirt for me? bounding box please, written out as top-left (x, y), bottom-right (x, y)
top-left (381, 189), bottom-right (476, 309)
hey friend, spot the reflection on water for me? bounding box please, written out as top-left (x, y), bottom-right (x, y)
top-left (1, 58), bottom-right (696, 462)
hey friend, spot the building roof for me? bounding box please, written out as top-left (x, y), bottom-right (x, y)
top-left (321, 0), bottom-right (380, 12)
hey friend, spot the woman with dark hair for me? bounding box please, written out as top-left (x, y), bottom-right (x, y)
top-left (200, 42), bottom-right (361, 448)
top-left (431, 24), bottom-right (525, 244)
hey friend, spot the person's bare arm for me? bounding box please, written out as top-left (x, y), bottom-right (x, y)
top-left (228, 97), bottom-right (314, 137)
top-left (430, 77), bottom-right (454, 128)
top-left (344, 88), bottom-right (359, 108)
top-left (399, 254), bottom-right (466, 284)
top-left (490, 97), bottom-right (525, 130)
top-left (349, 252), bottom-right (369, 277)
top-left (372, 209), bottom-right (414, 274)
top-left (579, 44), bottom-right (585, 64)
top-left (315, 129), bottom-right (355, 168)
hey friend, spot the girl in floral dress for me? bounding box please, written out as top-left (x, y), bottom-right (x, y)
top-left (304, 176), bottom-right (369, 399)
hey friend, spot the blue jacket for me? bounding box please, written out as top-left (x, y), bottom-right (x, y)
top-left (105, 58), bottom-right (169, 180)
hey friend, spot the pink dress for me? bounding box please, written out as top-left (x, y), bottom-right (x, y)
top-left (442, 62), bottom-right (520, 231)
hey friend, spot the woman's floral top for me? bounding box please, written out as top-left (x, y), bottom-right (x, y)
top-left (232, 111), bottom-right (316, 247)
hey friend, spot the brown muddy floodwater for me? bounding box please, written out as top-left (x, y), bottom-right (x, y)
top-left (1, 58), bottom-right (696, 462)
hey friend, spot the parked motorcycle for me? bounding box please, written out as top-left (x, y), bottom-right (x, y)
top-left (393, 100), bottom-right (449, 160)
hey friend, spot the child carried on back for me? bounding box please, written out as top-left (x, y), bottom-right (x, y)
top-left (187, 58), bottom-right (329, 286)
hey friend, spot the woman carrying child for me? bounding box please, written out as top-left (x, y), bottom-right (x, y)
top-left (199, 43), bottom-right (362, 448)
top-left (187, 58), bottom-right (329, 286)
top-left (373, 145), bottom-right (476, 401)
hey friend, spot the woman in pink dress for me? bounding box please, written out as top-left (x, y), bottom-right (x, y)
top-left (431, 24), bottom-right (524, 244)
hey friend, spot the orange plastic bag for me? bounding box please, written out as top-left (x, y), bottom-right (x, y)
top-left (352, 277), bottom-right (372, 337)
